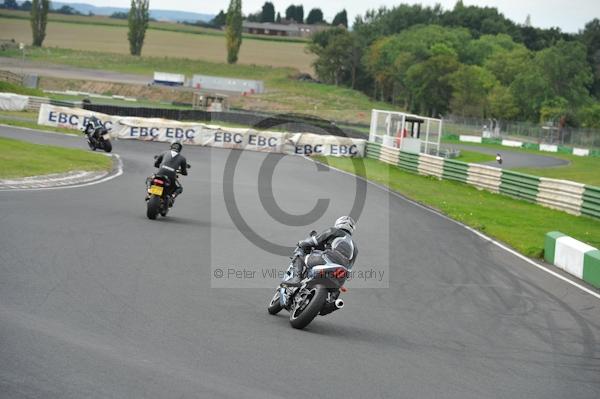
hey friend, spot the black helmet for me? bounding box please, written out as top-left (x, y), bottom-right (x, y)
top-left (171, 142), bottom-right (183, 153)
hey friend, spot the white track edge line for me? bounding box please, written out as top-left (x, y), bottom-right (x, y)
top-left (0, 154), bottom-right (123, 192)
top-left (304, 156), bottom-right (600, 300)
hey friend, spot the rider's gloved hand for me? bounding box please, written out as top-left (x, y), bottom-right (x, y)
top-left (298, 237), bottom-right (316, 249)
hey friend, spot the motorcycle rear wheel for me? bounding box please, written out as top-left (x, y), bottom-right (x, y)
top-left (289, 285), bottom-right (327, 329)
top-left (147, 195), bottom-right (161, 220)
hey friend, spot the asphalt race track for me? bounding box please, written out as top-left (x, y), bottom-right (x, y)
top-left (1, 126), bottom-right (599, 399)
top-left (447, 143), bottom-right (569, 169)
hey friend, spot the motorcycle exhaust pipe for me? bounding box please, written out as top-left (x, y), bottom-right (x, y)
top-left (334, 299), bottom-right (344, 309)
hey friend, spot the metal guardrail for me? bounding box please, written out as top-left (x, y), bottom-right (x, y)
top-left (81, 104), bottom-right (367, 138)
top-left (365, 142), bottom-right (600, 219)
top-left (26, 96), bottom-right (82, 112)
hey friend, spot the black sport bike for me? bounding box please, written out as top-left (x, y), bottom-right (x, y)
top-left (268, 232), bottom-right (349, 329)
top-left (145, 165), bottom-right (189, 220)
top-left (82, 119), bottom-right (112, 153)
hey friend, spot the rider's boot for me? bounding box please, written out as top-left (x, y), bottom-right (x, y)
top-left (282, 257), bottom-right (305, 287)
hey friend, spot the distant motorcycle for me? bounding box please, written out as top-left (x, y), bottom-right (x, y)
top-left (268, 231), bottom-right (349, 329)
top-left (81, 117), bottom-right (112, 153)
top-left (145, 163), bottom-right (190, 220)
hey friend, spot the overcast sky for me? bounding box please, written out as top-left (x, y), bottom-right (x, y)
top-left (58, 0), bottom-right (599, 33)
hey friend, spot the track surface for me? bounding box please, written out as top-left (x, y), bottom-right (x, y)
top-left (447, 143), bottom-right (569, 169)
top-left (1, 126), bottom-right (599, 399)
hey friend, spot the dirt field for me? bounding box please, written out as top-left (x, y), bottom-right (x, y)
top-left (0, 18), bottom-right (315, 73)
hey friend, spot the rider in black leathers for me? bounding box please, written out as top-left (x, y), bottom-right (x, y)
top-left (84, 116), bottom-right (105, 141)
top-left (153, 142), bottom-right (188, 203)
top-left (284, 216), bottom-right (358, 286)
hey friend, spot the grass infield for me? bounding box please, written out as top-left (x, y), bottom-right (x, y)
top-left (0, 136), bottom-right (112, 179)
top-left (443, 137), bottom-right (600, 186)
top-left (316, 156), bottom-right (600, 258)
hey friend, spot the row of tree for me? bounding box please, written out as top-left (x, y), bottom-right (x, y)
top-left (26, 0), bottom-right (150, 57)
top-left (1, 0), bottom-right (90, 15)
top-left (213, 2), bottom-right (347, 28)
top-left (308, 2), bottom-right (600, 128)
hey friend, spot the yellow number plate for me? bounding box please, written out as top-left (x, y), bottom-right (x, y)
top-left (149, 185), bottom-right (163, 196)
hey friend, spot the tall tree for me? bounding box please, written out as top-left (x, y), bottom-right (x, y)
top-left (581, 19), bottom-right (600, 98)
top-left (295, 5), bottom-right (304, 23)
top-left (275, 12), bottom-right (281, 23)
top-left (261, 2), bottom-right (275, 23)
top-left (308, 28), bottom-right (363, 87)
top-left (285, 5), bottom-right (295, 22)
top-left (128, 0), bottom-right (149, 56)
top-left (405, 53), bottom-right (460, 116)
top-left (534, 40), bottom-right (592, 107)
top-left (285, 5), bottom-right (303, 23)
top-left (448, 64), bottom-right (496, 117)
top-left (20, 1), bottom-right (32, 11)
top-left (30, 0), bottom-right (49, 47)
top-left (225, 0), bottom-right (242, 64)
top-left (306, 8), bottom-right (324, 25)
top-left (331, 9), bottom-right (347, 27)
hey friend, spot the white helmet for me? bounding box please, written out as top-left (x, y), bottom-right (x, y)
top-left (334, 216), bottom-right (356, 234)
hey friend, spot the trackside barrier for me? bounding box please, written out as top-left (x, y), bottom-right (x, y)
top-left (500, 170), bottom-right (540, 202)
top-left (417, 154), bottom-right (444, 179)
top-left (537, 179), bottom-right (585, 216)
top-left (364, 142), bottom-right (600, 219)
top-left (544, 232), bottom-right (600, 289)
top-left (466, 164), bottom-right (502, 193)
top-left (457, 135), bottom-right (598, 157)
top-left (37, 104), bottom-right (365, 157)
top-left (582, 186), bottom-right (600, 219)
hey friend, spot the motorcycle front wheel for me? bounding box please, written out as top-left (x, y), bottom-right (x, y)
top-left (267, 289), bottom-right (284, 315)
top-left (289, 284), bottom-right (327, 329)
top-left (103, 140), bottom-right (112, 153)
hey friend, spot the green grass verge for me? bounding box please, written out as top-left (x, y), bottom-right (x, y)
top-left (316, 156), bottom-right (600, 258)
top-left (0, 110), bottom-right (77, 134)
top-left (456, 150), bottom-right (496, 163)
top-left (0, 136), bottom-right (112, 179)
top-left (443, 137), bottom-right (600, 186)
top-left (0, 81), bottom-right (45, 96)
top-left (0, 46), bottom-right (399, 124)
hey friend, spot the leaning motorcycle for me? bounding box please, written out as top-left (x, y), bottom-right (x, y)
top-left (267, 231), bottom-right (349, 329)
top-left (81, 120), bottom-right (112, 153)
top-left (145, 165), bottom-right (189, 220)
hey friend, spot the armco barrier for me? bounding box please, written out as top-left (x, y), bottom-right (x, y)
top-left (544, 232), bottom-right (600, 289)
top-left (537, 179), bottom-right (585, 216)
top-left (500, 170), bottom-right (539, 202)
top-left (467, 164), bottom-right (502, 193)
top-left (398, 152), bottom-right (419, 173)
top-left (443, 159), bottom-right (468, 183)
top-left (582, 186), bottom-right (600, 219)
top-left (83, 104), bottom-right (366, 139)
top-left (417, 154), bottom-right (444, 179)
top-left (364, 142), bottom-right (600, 219)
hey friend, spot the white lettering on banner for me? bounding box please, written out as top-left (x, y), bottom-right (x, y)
top-left (38, 105), bottom-right (365, 157)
